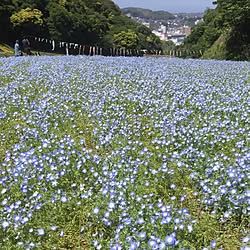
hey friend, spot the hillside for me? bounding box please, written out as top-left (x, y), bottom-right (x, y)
top-left (122, 7), bottom-right (175, 21)
top-left (181, 0), bottom-right (250, 61)
top-left (0, 0), bottom-right (161, 51)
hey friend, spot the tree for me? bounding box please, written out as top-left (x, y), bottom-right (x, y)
top-left (161, 40), bottom-right (175, 54)
top-left (0, 0), bottom-right (15, 41)
top-left (216, 0), bottom-right (250, 60)
top-left (146, 34), bottom-right (161, 50)
top-left (114, 30), bottom-right (139, 49)
top-left (1, 0), bottom-right (164, 51)
top-left (46, 3), bottom-right (74, 41)
top-left (10, 7), bottom-right (44, 36)
top-left (215, 0), bottom-right (249, 27)
top-left (182, 0), bottom-right (250, 60)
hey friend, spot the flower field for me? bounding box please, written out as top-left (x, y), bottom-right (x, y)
top-left (0, 56), bottom-right (249, 250)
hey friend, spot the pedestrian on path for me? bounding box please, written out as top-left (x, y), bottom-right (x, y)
top-left (14, 40), bottom-right (22, 56)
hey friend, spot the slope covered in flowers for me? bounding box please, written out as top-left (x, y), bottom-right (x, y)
top-left (0, 56), bottom-right (249, 249)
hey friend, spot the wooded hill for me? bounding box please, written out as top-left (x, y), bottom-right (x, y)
top-left (181, 0), bottom-right (249, 61)
top-left (0, 0), bottom-right (162, 50)
top-left (121, 7), bottom-right (174, 21)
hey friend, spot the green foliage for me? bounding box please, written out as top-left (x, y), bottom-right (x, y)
top-left (10, 7), bottom-right (43, 27)
top-left (182, 0), bottom-right (250, 60)
top-left (215, 0), bottom-right (250, 27)
top-left (161, 40), bottom-right (175, 54)
top-left (146, 34), bottom-right (161, 50)
top-left (0, 0), bottom-right (16, 41)
top-left (10, 7), bottom-right (44, 36)
top-left (113, 30), bottom-right (139, 49)
top-left (46, 2), bottom-right (75, 41)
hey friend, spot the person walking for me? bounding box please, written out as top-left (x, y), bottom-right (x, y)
top-left (14, 40), bottom-right (21, 56)
top-left (22, 37), bottom-right (31, 55)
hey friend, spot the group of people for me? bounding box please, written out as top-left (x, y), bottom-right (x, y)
top-left (14, 38), bottom-right (32, 56)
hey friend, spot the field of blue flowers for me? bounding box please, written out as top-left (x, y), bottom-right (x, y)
top-left (0, 56), bottom-right (249, 250)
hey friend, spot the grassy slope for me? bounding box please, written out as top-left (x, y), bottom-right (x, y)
top-left (0, 43), bottom-right (62, 57)
top-left (0, 43), bottom-right (14, 57)
top-left (202, 33), bottom-right (228, 60)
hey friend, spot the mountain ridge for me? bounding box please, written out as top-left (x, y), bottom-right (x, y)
top-left (122, 7), bottom-right (175, 21)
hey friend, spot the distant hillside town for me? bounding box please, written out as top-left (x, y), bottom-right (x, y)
top-left (122, 8), bottom-right (203, 45)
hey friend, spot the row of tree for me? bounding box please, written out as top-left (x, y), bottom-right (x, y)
top-left (0, 0), bottom-right (162, 51)
top-left (180, 0), bottom-right (249, 60)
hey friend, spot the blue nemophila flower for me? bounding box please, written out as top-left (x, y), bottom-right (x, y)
top-left (93, 207), bottom-right (100, 214)
top-left (242, 237), bottom-right (250, 244)
top-left (21, 216), bottom-right (29, 224)
top-left (110, 243), bottom-right (122, 250)
top-left (50, 226), bottom-right (58, 231)
top-left (138, 231), bottom-right (146, 239)
top-left (104, 211), bottom-right (110, 217)
top-left (165, 235), bottom-right (176, 246)
top-left (37, 228), bottom-right (45, 236)
top-left (28, 242), bottom-right (36, 248)
top-left (187, 224), bottom-right (193, 233)
top-left (14, 215), bottom-right (20, 222)
top-left (1, 188), bottom-right (7, 194)
top-left (2, 221), bottom-right (10, 229)
top-left (129, 241), bottom-right (139, 250)
top-left (0, 55), bottom-right (249, 249)
top-left (2, 199), bottom-right (8, 205)
top-left (210, 240), bottom-right (217, 248)
top-left (148, 239), bottom-right (157, 248)
top-left (241, 247), bottom-right (250, 250)
top-left (159, 241), bottom-right (166, 249)
top-left (61, 196), bottom-right (67, 203)
top-left (108, 202), bottom-right (115, 210)
top-left (136, 218), bottom-right (144, 224)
